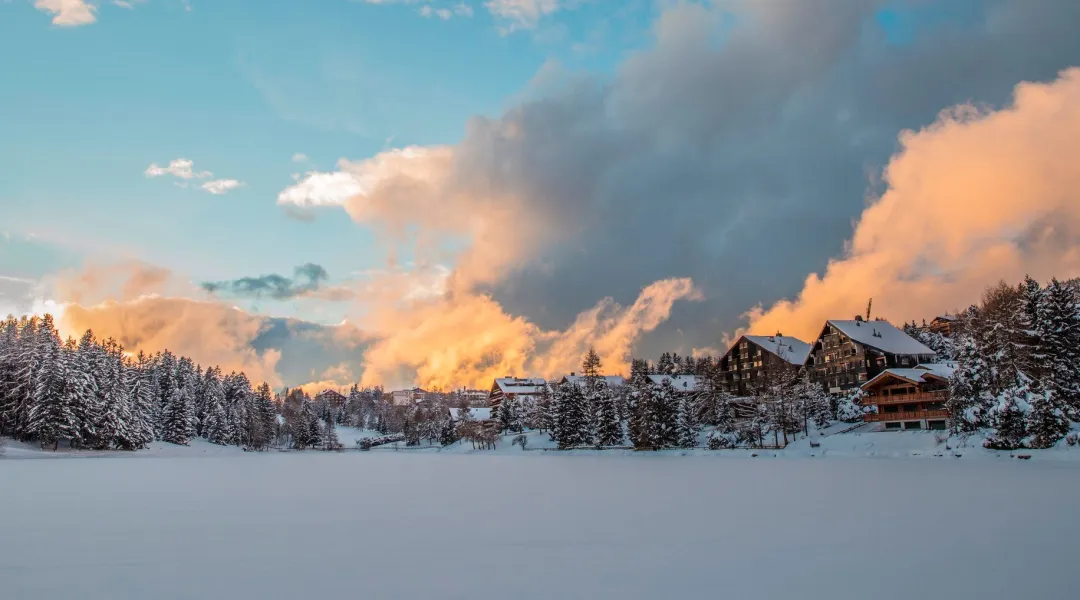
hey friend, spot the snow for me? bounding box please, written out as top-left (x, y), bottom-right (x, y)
top-left (3, 446), bottom-right (1079, 599)
top-left (493, 377), bottom-right (549, 394)
top-left (742, 334), bottom-right (813, 364)
top-left (865, 362), bottom-right (958, 387)
top-left (915, 362), bottom-right (958, 378)
top-left (647, 374), bottom-right (697, 391)
top-left (827, 319), bottom-right (936, 356)
top-left (449, 407), bottom-right (492, 421)
top-left (561, 374), bottom-right (626, 387)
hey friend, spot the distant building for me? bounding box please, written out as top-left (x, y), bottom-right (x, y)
top-left (927, 315), bottom-right (962, 337)
top-left (391, 388), bottom-right (429, 406)
top-left (314, 390), bottom-right (347, 408)
top-left (717, 334), bottom-right (811, 396)
top-left (807, 318), bottom-right (937, 394)
top-left (558, 374), bottom-right (626, 388)
top-left (448, 407), bottom-right (493, 423)
top-left (488, 377), bottom-right (549, 410)
top-left (860, 363), bottom-right (955, 431)
top-left (647, 374), bottom-right (698, 394)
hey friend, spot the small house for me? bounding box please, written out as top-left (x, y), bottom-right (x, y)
top-left (860, 363), bottom-right (955, 431)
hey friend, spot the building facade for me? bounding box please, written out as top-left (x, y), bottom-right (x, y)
top-left (487, 377), bottom-right (549, 410)
top-left (807, 318), bottom-right (937, 394)
top-left (716, 334), bottom-right (811, 396)
top-left (860, 364), bottom-right (954, 430)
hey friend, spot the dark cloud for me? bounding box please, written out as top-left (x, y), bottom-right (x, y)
top-left (444, 0), bottom-right (1080, 353)
top-left (202, 263), bottom-right (330, 300)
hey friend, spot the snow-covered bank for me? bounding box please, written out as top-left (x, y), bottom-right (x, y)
top-left (2, 453), bottom-right (1078, 600)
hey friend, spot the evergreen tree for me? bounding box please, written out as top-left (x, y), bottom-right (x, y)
top-left (1039, 278), bottom-right (1080, 419)
top-left (161, 360), bottom-right (195, 445)
top-left (0, 317), bottom-right (22, 436)
top-left (983, 383), bottom-right (1028, 450)
top-left (592, 380), bottom-right (623, 447)
top-left (26, 316), bottom-right (75, 449)
top-left (581, 347), bottom-right (602, 381)
top-left (553, 382), bottom-right (589, 449)
top-left (323, 415), bottom-right (341, 450)
top-left (7, 316), bottom-right (40, 439)
top-left (656, 352), bottom-right (675, 375)
top-left (1024, 378), bottom-right (1069, 449)
top-left (95, 340), bottom-right (134, 450)
top-left (499, 394), bottom-right (524, 433)
top-left (948, 331), bottom-right (991, 433)
top-left (675, 395), bottom-right (698, 448)
top-left (125, 352), bottom-right (157, 449)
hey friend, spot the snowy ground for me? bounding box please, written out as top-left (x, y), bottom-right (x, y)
top-left (3, 445), bottom-right (1080, 599)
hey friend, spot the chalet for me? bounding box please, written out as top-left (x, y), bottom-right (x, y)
top-left (488, 377), bottom-right (549, 410)
top-left (927, 315), bottom-right (962, 337)
top-left (648, 374), bottom-right (698, 394)
top-left (717, 334), bottom-right (812, 396)
top-left (860, 363), bottom-right (955, 431)
top-left (559, 374), bottom-right (627, 388)
top-left (448, 407), bottom-right (493, 423)
top-left (314, 390), bottom-right (347, 408)
top-left (391, 387), bottom-right (429, 406)
top-left (807, 318), bottom-right (937, 394)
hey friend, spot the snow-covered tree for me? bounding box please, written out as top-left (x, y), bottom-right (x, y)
top-left (553, 382), bottom-right (590, 449)
top-left (592, 380), bottom-right (623, 447)
top-left (675, 395), bottom-right (698, 448)
top-left (26, 316), bottom-right (75, 450)
top-left (499, 393), bottom-right (524, 434)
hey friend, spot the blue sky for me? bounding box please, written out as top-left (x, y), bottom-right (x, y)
top-left (0, 0), bottom-right (647, 309)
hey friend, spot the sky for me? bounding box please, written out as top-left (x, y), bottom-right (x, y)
top-left (2, 0), bottom-right (1080, 391)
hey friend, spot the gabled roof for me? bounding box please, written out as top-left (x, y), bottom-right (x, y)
top-left (648, 374), bottom-right (698, 391)
top-left (561, 375), bottom-right (626, 387)
top-left (862, 363), bottom-right (956, 389)
top-left (741, 335), bottom-right (812, 365)
top-left (824, 320), bottom-right (935, 356)
top-left (492, 378), bottom-right (549, 395)
top-left (449, 407), bottom-right (493, 421)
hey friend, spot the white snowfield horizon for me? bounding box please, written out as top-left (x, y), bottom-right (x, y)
top-left (2, 448), bottom-right (1078, 600)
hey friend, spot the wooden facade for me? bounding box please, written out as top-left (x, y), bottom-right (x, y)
top-left (487, 378), bottom-right (548, 410)
top-left (807, 319), bottom-right (937, 394)
top-left (860, 366), bottom-right (953, 430)
top-left (716, 334), bottom-right (811, 396)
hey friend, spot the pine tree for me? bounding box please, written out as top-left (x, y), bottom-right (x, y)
top-left (653, 378), bottom-right (679, 447)
top-left (581, 347), bottom-right (602, 382)
top-left (26, 316), bottom-right (75, 450)
top-left (553, 382), bottom-right (589, 449)
top-left (251, 382), bottom-right (277, 450)
top-left (1024, 378), bottom-right (1069, 449)
top-left (323, 416), bottom-right (341, 450)
top-left (592, 380), bottom-right (623, 447)
top-left (675, 395), bottom-right (698, 448)
top-left (656, 352), bottom-right (675, 375)
top-left (1039, 278), bottom-right (1080, 419)
top-left (7, 316), bottom-right (40, 439)
top-left (161, 359), bottom-right (195, 445)
top-left (96, 340), bottom-right (134, 450)
top-left (499, 394), bottom-right (524, 433)
top-left (983, 383), bottom-right (1028, 450)
top-left (947, 331), bottom-right (991, 433)
top-left (0, 317), bottom-right (22, 436)
top-left (125, 351), bottom-right (157, 449)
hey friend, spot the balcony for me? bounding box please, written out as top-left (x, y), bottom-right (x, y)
top-left (864, 409), bottom-right (949, 423)
top-left (866, 391), bottom-right (947, 406)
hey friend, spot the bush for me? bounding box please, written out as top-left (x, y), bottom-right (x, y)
top-left (1066, 432), bottom-right (1078, 447)
top-left (707, 432), bottom-right (735, 450)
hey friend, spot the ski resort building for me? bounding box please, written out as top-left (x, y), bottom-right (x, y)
top-left (487, 378), bottom-right (549, 410)
top-left (716, 334), bottom-right (812, 396)
top-left (391, 388), bottom-right (429, 406)
top-left (314, 390), bottom-right (347, 408)
top-left (927, 315), bottom-right (962, 337)
top-left (860, 363), bottom-right (956, 430)
top-left (807, 318), bottom-right (937, 394)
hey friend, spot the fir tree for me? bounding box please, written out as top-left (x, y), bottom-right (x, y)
top-left (656, 352), bottom-right (675, 375)
top-left (675, 395), bottom-right (698, 448)
top-left (592, 380), bottom-right (623, 447)
top-left (125, 352), bottom-right (157, 449)
top-left (983, 383), bottom-right (1028, 450)
top-left (553, 382), bottom-right (589, 449)
top-left (1039, 278), bottom-right (1080, 419)
top-left (1024, 378), bottom-right (1069, 449)
top-left (499, 394), bottom-right (524, 433)
top-left (323, 416), bottom-right (341, 450)
top-left (26, 316), bottom-right (75, 450)
top-left (948, 331), bottom-right (991, 433)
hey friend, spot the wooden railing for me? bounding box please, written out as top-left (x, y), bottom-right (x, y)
top-left (864, 409), bottom-right (949, 422)
top-left (867, 392), bottom-right (947, 406)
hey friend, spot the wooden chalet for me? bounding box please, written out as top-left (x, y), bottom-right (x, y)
top-left (487, 377), bottom-right (549, 409)
top-left (927, 315), bottom-right (961, 337)
top-left (314, 389), bottom-right (347, 408)
top-left (807, 318), bottom-right (937, 394)
top-left (717, 334), bottom-right (812, 396)
top-left (860, 364), bottom-right (955, 431)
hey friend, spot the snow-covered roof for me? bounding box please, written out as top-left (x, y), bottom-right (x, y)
top-left (493, 378), bottom-right (549, 395)
top-left (914, 362), bottom-right (957, 379)
top-left (449, 407), bottom-right (493, 421)
top-left (561, 375), bottom-right (626, 387)
top-left (826, 320), bottom-right (935, 356)
top-left (863, 363), bottom-right (956, 389)
top-left (933, 315), bottom-right (959, 322)
top-left (742, 335), bottom-right (812, 365)
top-left (648, 374), bottom-right (698, 391)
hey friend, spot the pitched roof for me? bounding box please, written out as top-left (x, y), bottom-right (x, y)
top-left (826, 320), bottom-right (935, 356)
top-left (742, 335), bottom-right (812, 365)
top-left (862, 363), bottom-right (956, 389)
top-left (561, 375), bottom-right (626, 387)
top-left (493, 378), bottom-right (549, 394)
top-left (648, 374), bottom-right (698, 391)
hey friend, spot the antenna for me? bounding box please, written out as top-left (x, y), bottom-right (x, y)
top-left (866, 298), bottom-right (873, 321)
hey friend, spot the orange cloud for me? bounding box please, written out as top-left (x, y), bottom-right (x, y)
top-left (747, 67), bottom-right (1080, 339)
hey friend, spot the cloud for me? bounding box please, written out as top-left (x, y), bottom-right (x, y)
top-left (291, 153), bottom-right (309, 163)
top-left (34, 0), bottom-right (97, 26)
top-left (145, 158), bottom-right (245, 195)
top-left (484, 0), bottom-right (559, 33)
top-left (276, 170), bottom-right (366, 211)
top-left (202, 263), bottom-right (333, 300)
top-left (419, 3), bottom-right (473, 20)
top-left (200, 179), bottom-right (243, 195)
top-left (746, 67), bottom-right (1080, 340)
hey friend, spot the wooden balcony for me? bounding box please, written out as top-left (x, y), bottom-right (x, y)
top-left (866, 392), bottom-right (947, 406)
top-left (864, 409), bottom-right (949, 423)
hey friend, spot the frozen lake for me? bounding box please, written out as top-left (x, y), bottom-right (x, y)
top-left (3, 453), bottom-right (1079, 599)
